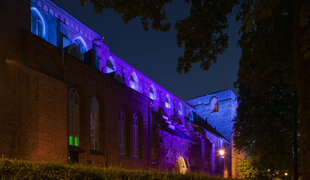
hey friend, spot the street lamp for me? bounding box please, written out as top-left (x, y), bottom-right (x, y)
top-left (219, 149), bottom-right (225, 158)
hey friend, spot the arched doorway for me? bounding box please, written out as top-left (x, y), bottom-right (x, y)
top-left (174, 156), bottom-right (187, 174)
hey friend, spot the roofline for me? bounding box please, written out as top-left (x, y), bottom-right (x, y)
top-left (187, 88), bottom-right (235, 101)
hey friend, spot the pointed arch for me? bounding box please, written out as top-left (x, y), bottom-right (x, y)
top-left (119, 108), bottom-right (125, 155)
top-left (90, 97), bottom-right (99, 150)
top-left (165, 94), bottom-right (171, 109)
top-left (68, 88), bottom-right (79, 146)
top-left (31, 7), bottom-right (47, 39)
top-left (210, 97), bottom-right (218, 113)
top-left (149, 84), bottom-right (156, 100)
top-left (74, 36), bottom-right (88, 54)
top-left (130, 71), bottom-right (139, 91)
top-left (106, 56), bottom-right (116, 73)
top-left (132, 113), bottom-right (139, 158)
top-left (178, 102), bottom-right (183, 115)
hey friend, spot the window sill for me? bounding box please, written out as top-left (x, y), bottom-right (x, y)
top-left (90, 149), bottom-right (105, 156)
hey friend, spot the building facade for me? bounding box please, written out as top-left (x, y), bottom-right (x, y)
top-left (0, 0), bottom-right (241, 177)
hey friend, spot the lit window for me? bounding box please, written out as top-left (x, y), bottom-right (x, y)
top-left (165, 94), bottom-right (171, 109)
top-left (106, 58), bottom-right (115, 73)
top-left (178, 103), bottom-right (183, 115)
top-left (90, 97), bottom-right (99, 150)
top-left (130, 72), bottom-right (138, 90)
top-left (149, 85), bottom-right (156, 100)
top-left (31, 7), bottom-right (46, 39)
top-left (210, 97), bottom-right (218, 113)
top-left (119, 109), bottom-right (125, 155)
top-left (69, 89), bottom-right (79, 146)
top-left (132, 114), bottom-right (139, 158)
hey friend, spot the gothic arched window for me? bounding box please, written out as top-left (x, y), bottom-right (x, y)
top-left (90, 97), bottom-right (99, 150)
top-left (132, 114), bottom-right (139, 158)
top-left (69, 89), bottom-right (79, 146)
top-left (178, 103), bottom-right (183, 115)
top-left (149, 85), bottom-right (156, 100)
top-left (119, 108), bottom-right (125, 155)
top-left (106, 57), bottom-right (116, 73)
top-left (74, 36), bottom-right (87, 55)
top-left (165, 94), bottom-right (171, 109)
top-left (210, 97), bottom-right (218, 113)
top-left (130, 72), bottom-right (139, 91)
top-left (31, 7), bottom-right (46, 39)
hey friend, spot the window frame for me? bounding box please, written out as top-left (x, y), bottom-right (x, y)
top-left (119, 108), bottom-right (125, 155)
top-left (69, 89), bottom-right (79, 147)
top-left (90, 97), bottom-right (99, 150)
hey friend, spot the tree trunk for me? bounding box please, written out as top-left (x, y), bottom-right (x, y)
top-left (293, 0), bottom-right (310, 179)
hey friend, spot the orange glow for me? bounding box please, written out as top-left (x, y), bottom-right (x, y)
top-left (219, 149), bottom-right (225, 156)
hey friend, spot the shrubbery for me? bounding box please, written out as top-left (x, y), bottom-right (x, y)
top-left (0, 158), bottom-right (235, 179)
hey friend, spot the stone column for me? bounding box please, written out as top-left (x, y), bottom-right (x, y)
top-left (211, 143), bottom-right (215, 175)
top-left (201, 138), bottom-right (205, 172)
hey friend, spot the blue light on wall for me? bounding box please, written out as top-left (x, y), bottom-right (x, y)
top-left (31, 7), bottom-right (47, 39)
top-left (189, 111), bottom-right (193, 122)
top-left (74, 36), bottom-right (88, 54)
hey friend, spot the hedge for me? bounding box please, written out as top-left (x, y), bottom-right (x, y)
top-left (0, 158), bottom-right (235, 180)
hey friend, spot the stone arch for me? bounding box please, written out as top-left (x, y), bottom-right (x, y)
top-left (174, 156), bottom-right (187, 174)
top-left (119, 105), bottom-right (131, 156)
top-left (31, 7), bottom-right (47, 39)
top-left (149, 84), bottom-right (156, 100)
top-left (106, 56), bottom-right (116, 73)
top-left (74, 36), bottom-right (88, 54)
top-left (165, 94), bottom-right (171, 109)
top-left (129, 71), bottom-right (139, 91)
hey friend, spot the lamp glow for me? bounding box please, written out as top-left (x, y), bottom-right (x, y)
top-left (285, 172), bottom-right (288, 176)
top-left (219, 149), bottom-right (225, 156)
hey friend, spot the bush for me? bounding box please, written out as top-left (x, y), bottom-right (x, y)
top-left (0, 158), bottom-right (235, 180)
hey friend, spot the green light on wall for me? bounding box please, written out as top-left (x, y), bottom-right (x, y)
top-left (69, 136), bottom-right (73, 145)
top-left (75, 137), bottom-right (79, 146)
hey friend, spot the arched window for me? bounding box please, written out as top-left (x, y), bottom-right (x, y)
top-left (69, 89), bottom-right (79, 146)
top-left (178, 103), bottom-right (183, 115)
top-left (132, 114), bottom-right (139, 158)
top-left (165, 94), bottom-right (171, 109)
top-left (130, 72), bottom-right (139, 90)
top-left (90, 97), bottom-right (99, 150)
top-left (149, 85), bottom-right (156, 100)
top-left (31, 7), bottom-right (46, 39)
top-left (106, 57), bottom-right (116, 73)
top-left (119, 108), bottom-right (125, 155)
top-left (74, 36), bottom-right (87, 55)
top-left (210, 97), bottom-right (218, 113)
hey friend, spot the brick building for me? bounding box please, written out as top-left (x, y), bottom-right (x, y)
top-left (0, 0), bottom-right (242, 177)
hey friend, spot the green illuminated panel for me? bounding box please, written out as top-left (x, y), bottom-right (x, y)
top-left (69, 136), bottom-right (73, 145)
top-left (74, 137), bottom-right (79, 146)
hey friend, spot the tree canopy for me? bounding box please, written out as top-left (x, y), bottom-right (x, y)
top-left (233, 1), bottom-right (299, 178)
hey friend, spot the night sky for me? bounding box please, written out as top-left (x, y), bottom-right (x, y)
top-left (53, 0), bottom-right (241, 101)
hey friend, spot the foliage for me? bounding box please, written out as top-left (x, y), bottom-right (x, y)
top-left (0, 158), bottom-right (235, 180)
top-left (79, 0), bottom-right (172, 32)
top-left (237, 158), bottom-right (264, 179)
top-left (233, 0), bottom-right (298, 176)
top-left (175, 0), bottom-right (236, 73)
